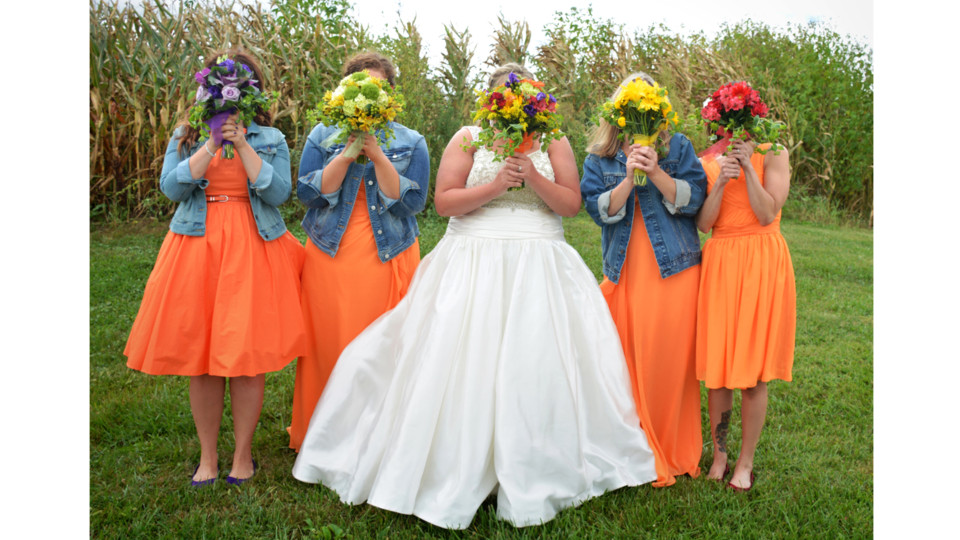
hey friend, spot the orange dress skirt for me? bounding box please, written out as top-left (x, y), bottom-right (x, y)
top-left (696, 149), bottom-right (796, 389)
top-left (600, 200), bottom-right (703, 484)
top-left (288, 181), bottom-right (420, 451)
top-left (124, 148), bottom-right (307, 377)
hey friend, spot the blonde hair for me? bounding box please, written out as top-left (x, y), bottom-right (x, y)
top-left (486, 63), bottom-right (534, 90)
top-left (586, 71), bottom-right (671, 158)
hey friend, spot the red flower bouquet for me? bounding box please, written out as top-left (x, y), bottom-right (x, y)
top-left (700, 81), bottom-right (782, 158)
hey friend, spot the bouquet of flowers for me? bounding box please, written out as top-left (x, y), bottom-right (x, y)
top-left (596, 78), bottom-right (677, 186)
top-left (188, 55), bottom-right (276, 159)
top-left (700, 81), bottom-right (783, 159)
top-left (308, 70), bottom-right (405, 164)
top-left (470, 72), bottom-right (564, 160)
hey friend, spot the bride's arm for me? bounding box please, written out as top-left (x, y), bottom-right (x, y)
top-left (434, 127), bottom-right (523, 217)
top-left (506, 136), bottom-right (581, 217)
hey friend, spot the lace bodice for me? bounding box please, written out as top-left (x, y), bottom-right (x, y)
top-left (463, 126), bottom-right (555, 212)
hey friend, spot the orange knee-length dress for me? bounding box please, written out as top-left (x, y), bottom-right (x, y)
top-left (124, 149), bottom-right (307, 377)
top-left (600, 201), bottom-right (703, 484)
top-left (696, 149), bottom-right (796, 389)
top-left (288, 181), bottom-right (420, 451)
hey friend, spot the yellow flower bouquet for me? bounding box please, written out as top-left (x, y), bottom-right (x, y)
top-left (470, 72), bottom-right (564, 160)
top-left (596, 79), bottom-right (677, 186)
top-left (308, 70), bottom-right (405, 164)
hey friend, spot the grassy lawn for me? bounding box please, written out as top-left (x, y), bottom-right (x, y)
top-left (90, 211), bottom-right (872, 538)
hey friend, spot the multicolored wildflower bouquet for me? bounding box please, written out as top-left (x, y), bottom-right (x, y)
top-left (308, 70), bottom-right (405, 164)
top-left (188, 55), bottom-right (277, 159)
top-left (700, 81), bottom-right (783, 159)
top-left (596, 78), bottom-right (678, 186)
top-left (470, 72), bottom-right (564, 160)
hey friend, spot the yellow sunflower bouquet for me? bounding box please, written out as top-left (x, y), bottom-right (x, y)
top-left (309, 70), bottom-right (405, 164)
top-left (596, 78), bottom-right (677, 186)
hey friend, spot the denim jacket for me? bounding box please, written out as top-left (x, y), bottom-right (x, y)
top-left (297, 122), bottom-right (429, 262)
top-left (581, 133), bottom-right (707, 282)
top-left (159, 122), bottom-right (292, 241)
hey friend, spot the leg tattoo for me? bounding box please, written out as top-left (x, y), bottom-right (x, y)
top-left (716, 410), bottom-right (732, 454)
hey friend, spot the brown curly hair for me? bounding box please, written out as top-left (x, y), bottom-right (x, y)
top-left (175, 48), bottom-right (273, 155)
top-left (342, 51), bottom-right (397, 86)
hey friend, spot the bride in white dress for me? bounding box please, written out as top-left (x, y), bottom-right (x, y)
top-left (292, 65), bottom-right (658, 529)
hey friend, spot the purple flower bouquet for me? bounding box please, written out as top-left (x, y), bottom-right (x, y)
top-left (187, 55), bottom-right (277, 159)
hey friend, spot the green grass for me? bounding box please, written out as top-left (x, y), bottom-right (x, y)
top-left (90, 212), bottom-right (872, 538)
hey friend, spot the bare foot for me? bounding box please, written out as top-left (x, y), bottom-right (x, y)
top-left (728, 464), bottom-right (754, 489)
top-left (705, 460), bottom-right (729, 481)
top-left (228, 456), bottom-right (256, 480)
top-left (192, 459), bottom-right (218, 482)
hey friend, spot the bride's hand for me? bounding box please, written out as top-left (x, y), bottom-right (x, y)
top-left (504, 154), bottom-right (535, 186)
top-left (493, 160), bottom-right (525, 192)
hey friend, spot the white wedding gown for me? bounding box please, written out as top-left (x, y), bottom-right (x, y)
top-left (292, 127), bottom-right (658, 529)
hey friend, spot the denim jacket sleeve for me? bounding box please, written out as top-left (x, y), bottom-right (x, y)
top-left (249, 131), bottom-right (291, 207)
top-left (296, 129), bottom-right (340, 209)
top-left (581, 154), bottom-right (627, 226)
top-left (660, 135), bottom-right (707, 217)
top-left (159, 129), bottom-right (208, 202)
top-left (378, 135), bottom-right (429, 217)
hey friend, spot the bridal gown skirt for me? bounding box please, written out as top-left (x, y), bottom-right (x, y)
top-left (292, 206), bottom-right (657, 529)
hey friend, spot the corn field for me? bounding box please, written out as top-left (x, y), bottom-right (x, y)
top-left (90, 0), bottom-right (873, 223)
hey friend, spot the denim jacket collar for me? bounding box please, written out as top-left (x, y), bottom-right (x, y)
top-left (614, 148), bottom-right (627, 165)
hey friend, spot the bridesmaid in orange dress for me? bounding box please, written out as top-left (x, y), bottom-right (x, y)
top-left (696, 133), bottom-right (795, 492)
top-left (288, 52), bottom-right (429, 451)
top-left (125, 50), bottom-right (306, 486)
top-left (581, 72), bottom-right (707, 486)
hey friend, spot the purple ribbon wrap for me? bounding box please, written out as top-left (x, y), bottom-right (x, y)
top-left (205, 109), bottom-right (237, 149)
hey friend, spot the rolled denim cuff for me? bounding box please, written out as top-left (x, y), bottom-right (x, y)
top-left (249, 160), bottom-right (275, 193)
top-left (598, 190), bottom-right (627, 224)
top-left (378, 175), bottom-right (414, 211)
top-left (320, 187), bottom-right (341, 207)
top-left (176, 158), bottom-right (209, 188)
top-left (662, 178), bottom-right (691, 215)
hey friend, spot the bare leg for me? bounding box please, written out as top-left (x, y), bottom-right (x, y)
top-left (189, 375), bottom-right (226, 481)
top-left (706, 388), bottom-right (734, 480)
top-left (228, 374), bottom-right (265, 479)
top-left (731, 381), bottom-right (768, 488)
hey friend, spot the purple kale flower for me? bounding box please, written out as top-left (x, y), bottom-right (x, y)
top-left (194, 68), bottom-right (211, 85)
top-left (222, 85), bottom-right (241, 101)
top-left (523, 103), bottom-right (537, 117)
top-left (220, 74), bottom-right (240, 87)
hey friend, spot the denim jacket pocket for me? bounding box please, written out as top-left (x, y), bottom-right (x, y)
top-left (602, 171), bottom-right (623, 189)
top-left (385, 147), bottom-right (413, 175)
top-left (659, 158), bottom-right (679, 177)
top-left (253, 144), bottom-right (278, 162)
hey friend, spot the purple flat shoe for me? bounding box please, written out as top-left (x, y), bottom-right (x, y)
top-left (225, 460), bottom-right (258, 486)
top-left (191, 465), bottom-right (218, 488)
